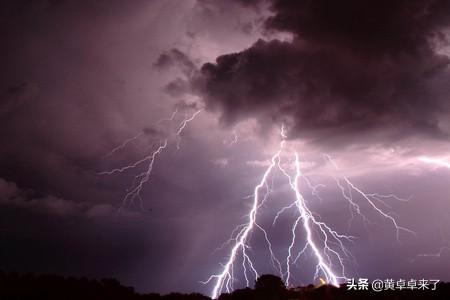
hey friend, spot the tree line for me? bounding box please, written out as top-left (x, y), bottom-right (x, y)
top-left (1, 271), bottom-right (449, 299)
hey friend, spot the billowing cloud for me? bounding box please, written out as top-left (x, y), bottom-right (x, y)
top-left (2, 0), bottom-right (450, 295)
top-left (187, 0), bottom-right (450, 146)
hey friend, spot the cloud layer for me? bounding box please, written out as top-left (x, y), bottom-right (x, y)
top-left (189, 0), bottom-right (450, 145)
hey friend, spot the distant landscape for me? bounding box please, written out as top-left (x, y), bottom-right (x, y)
top-left (1, 272), bottom-right (449, 300)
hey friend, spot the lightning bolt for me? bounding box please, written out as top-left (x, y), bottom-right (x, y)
top-left (205, 127), bottom-right (414, 298)
top-left (103, 109), bottom-right (179, 159)
top-left (99, 108), bottom-right (202, 210)
top-left (202, 127), bottom-right (286, 298)
top-left (175, 109), bottom-right (203, 150)
top-left (103, 132), bottom-right (144, 158)
top-left (204, 126), bottom-right (353, 298)
top-left (284, 152), bottom-right (352, 287)
top-left (325, 155), bottom-right (415, 242)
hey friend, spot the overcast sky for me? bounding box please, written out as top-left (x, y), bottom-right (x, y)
top-left (1, 0), bottom-right (450, 296)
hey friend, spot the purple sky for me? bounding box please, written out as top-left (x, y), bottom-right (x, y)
top-left (1, 0), bottom-right (450, 296)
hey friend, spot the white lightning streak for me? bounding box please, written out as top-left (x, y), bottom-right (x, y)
top-left (104, 132), bottom-right (144, 158)
top-left (175, 109), bottom-right (203, 149)
top-left (120, 140), bottom-right (168, 209)
top-left (207, 126), bottom-right (352, 298)
top-left (104, 109), bottom-right (179, 159)
top-left (99, 109), bottom-right (202, 210)
top-left (342, 178), bottom-right (415, 241)
top-left (205, 130), bottom-right (286, 299)
top-left (206, 128), bottom-right (414, 298)
top-left (325, 155), bottom-right (415, 242)
top-left (285, 153), bottom-right (348, 287)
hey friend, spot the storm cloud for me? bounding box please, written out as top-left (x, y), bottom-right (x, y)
top-left (189, 0), bottom-right (450, 145)
top-left (1, 0), bottom-right (450, 296)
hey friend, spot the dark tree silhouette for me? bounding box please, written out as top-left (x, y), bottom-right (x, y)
top-left (255, 274), bottom-right (285, 291)
top-left (254, 274), bottom-right (286, 300)
top-left (1, 271), bottom-right (450, 299)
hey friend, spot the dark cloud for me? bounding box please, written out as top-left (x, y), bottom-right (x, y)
top-left (154, 49), bottom-right (197, 77)
top-left (155, 49), bottom-right (200, 97)
top-left (265, 0), bottom-right (450, 55)
top-left (188, 0), bottom-right (450, 145)
top-left (2, 0), bottom-right (450, 295)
